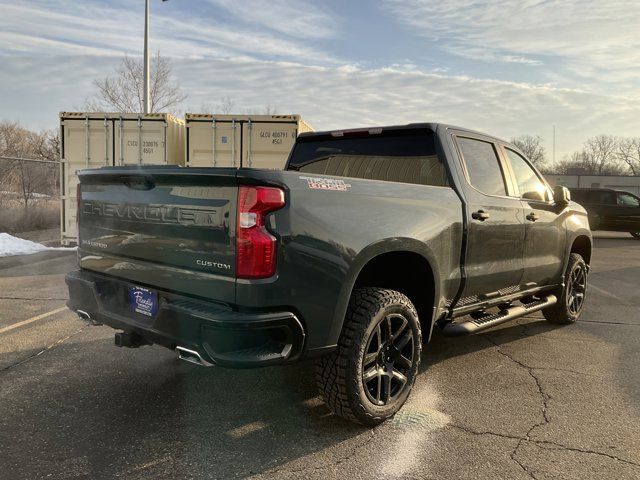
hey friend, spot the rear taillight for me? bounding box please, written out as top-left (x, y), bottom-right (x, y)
top-left (236, 185), bottom-right (285, 279)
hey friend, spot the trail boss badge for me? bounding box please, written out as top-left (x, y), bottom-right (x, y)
top-left (300, 176), bottom-right (351, 191)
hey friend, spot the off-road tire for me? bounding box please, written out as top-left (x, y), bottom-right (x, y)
top-left (543, 253), bottom-right (588, 324)
top-left (630, 232), bottom-right (640, 239)
top-left (315, 287), bottom-right (422, 426)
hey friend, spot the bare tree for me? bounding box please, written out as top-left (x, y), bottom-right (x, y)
top-left (582, 135), bottom-right (620, 174)
top-left (511, 135), bottom-right (546, 167)
top-left (0, 121), bottom-right (59, 207)
top-left (550, 140), bottom-right (627, 176)
top-left (616, 137), bottom-right (640, 175)
top-left (216, 97), bottom-right (235, 114)
top-left (187, 99), bottom-right (281, 116)
top-left (263, 104), bottom-right (278, 115)
top-left (550, 151), bottom-right (587, 175)
top-left (0, 121), bottom-right (34, 158)
top-left (88, 52), bottom-right (186, 113)
top-left (8, 162), bottom-right (51, 207)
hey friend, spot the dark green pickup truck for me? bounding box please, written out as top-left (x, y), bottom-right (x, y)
top-left (66, 123), bottom-right (592, 425)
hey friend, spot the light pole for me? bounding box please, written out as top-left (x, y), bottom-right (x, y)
top-left (143, 0), bottom-right (150, 113)
top-left (552, 124), bottom-right (556, 164)
top-left (143, 0), bottom-right (168, 114)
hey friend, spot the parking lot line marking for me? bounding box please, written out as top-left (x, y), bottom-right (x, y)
top-left (0, 306), bottom-right (68, 335)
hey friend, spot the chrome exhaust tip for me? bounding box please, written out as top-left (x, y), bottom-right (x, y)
top-left (76, 309), bottom-right (101, 326)
top-left (175, 346), bottom-right (213, 367)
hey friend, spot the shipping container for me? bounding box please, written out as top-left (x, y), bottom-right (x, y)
top-left (185, 114), bottom-right (313, 169)
top-left (59, 112), bottom-right (185, 245)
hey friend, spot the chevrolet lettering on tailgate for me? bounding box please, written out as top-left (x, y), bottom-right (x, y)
top-left (82, 201), bottom-right (220, 227)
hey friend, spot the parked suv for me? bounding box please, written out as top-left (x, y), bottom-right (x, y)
top-left (66, 123), bottom-right (592, 425)
top-left (570, 188), bottom-right (640, 238)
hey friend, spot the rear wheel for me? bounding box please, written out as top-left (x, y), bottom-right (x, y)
top-left (543, 253), bottom-right (588, 324)
top-left (315, 287), bottom-right (422, 426)
top-left (630, 232), bottom-right (640, 239)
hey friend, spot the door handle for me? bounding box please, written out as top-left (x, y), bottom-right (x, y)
top-left (471, 210), bottom-right (490, 221)
top-left (526, 212), bottom-right (540, 222)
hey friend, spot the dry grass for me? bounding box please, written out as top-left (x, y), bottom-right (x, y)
top-left (0, 196), bottom-right (59, 233)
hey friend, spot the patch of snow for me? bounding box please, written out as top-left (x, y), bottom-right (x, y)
top-left (0, 191), bottom-right (51, 198)
top-left (0, 232), bottom-right (76, 257)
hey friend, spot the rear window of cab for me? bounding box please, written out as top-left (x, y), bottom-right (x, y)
top-left (287, 130), bottom-right (448, 187)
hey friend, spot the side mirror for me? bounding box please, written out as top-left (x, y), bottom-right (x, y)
top-left (553, 185), bottom-right (570, 208)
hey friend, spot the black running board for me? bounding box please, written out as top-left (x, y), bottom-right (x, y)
top-left (443, 295), bottom-right (557, 337)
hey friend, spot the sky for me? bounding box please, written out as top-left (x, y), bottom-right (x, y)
top-left (1, 0), bottom-right (639, 160)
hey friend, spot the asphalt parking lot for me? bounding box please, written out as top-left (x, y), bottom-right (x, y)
top-left (1, 233), bottom-right (639, 480)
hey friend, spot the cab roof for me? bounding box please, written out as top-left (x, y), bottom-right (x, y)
top-left (297, 122), bottom-right (509, 145)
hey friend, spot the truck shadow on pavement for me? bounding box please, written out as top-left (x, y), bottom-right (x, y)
top-left (1, 332), bottom-right (369, 479)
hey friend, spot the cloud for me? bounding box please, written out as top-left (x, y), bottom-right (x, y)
top-left (205, 0), bottom-right (336, 39)
top-left (445, 45), bottom-right (543, 66)
top-left (383, 0), bottom-right (640, 91)
top-left (4, 54), bottom-right (639, 160)
top-left (2, 0), bottom-right (639, 161)
top-left (0, 1), bottom-right (338, 63)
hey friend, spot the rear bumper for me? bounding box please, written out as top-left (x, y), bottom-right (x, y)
top-left (65, 269), bottom-right (305, 368)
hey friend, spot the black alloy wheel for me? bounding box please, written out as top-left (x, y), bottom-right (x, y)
top-left (316, 288), bottom-right (422, 426)
top-left (543, 253), bottom-right (588, 324)
top-left (566, 260), bottom-right (587, 316)
top-left (362, 313), bottom-right (415, 406)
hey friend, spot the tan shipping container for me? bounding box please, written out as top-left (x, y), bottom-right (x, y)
top-left (185, 114), bottom-right (313, 169)
top-left (59, 112), bottom-right (185, 245)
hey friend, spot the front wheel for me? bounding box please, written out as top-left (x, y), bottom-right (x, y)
top-left (630, 232), bottom-right (640, 239)
top-left (315, 287), bottom-right (422, 426)
top-left (543, 253), bottom-right (588, 324)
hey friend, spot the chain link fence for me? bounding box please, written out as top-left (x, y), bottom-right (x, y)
top-left (0, 156), bottom-right (60, 233)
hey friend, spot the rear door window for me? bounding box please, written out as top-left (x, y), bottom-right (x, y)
top-left (456, 137), bottom-right (508, 196)
top-left (287, 130), bottom-right (448, 187)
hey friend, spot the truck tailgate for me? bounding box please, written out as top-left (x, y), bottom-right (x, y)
top-left (77, 167), bottom-right (238, 302)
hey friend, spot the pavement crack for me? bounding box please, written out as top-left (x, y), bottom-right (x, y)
top-left (450, 425), bottom-right (640, 470)
top-left (533, 440), bottom-right (640, 468)
top-left (448, 423), bottom-right (522, 442)
top-left (448, 424), bottom-right (539, 478)
top-left (476, 335), bottom-right (640, 472)
top-left (0, 327), bottom-right (85, 374)
top-left (482, 335), bottom-right (550, 435)
top-left (511, 439), bottom-right (540, 480)
top-left (482, 334), bottom-right (550, 478)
